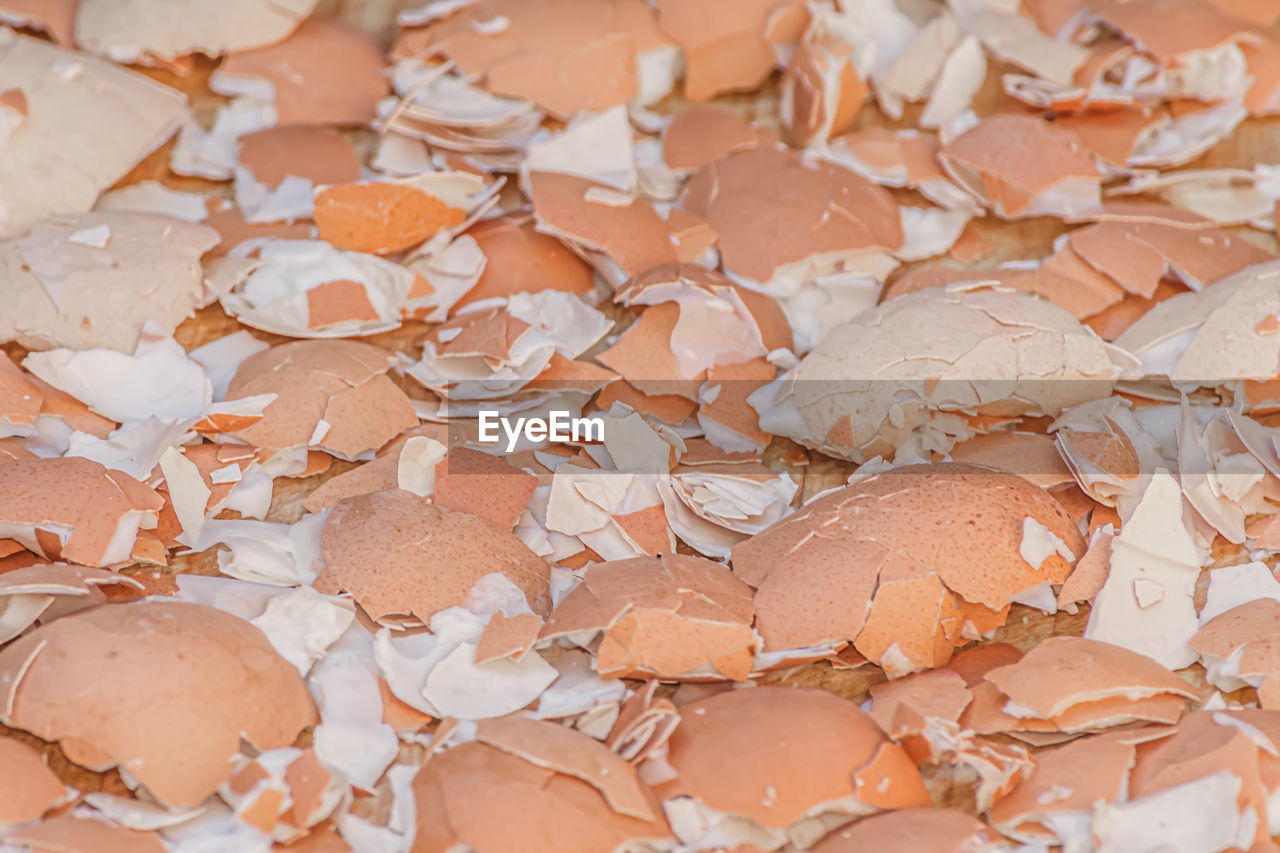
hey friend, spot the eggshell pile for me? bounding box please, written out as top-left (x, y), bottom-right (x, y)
top-left (4, 0), bottom-right (1280, 848)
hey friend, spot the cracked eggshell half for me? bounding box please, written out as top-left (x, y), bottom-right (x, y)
top-left (0, 600), bottom-right (317, 808)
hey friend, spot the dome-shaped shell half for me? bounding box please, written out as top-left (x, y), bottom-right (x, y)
top-left (0, 600), bottom-right (316, 807)
top-left (731, 462), bottom-right (1085, 677)
top-left (759, 283), bottom-right (1125, 463)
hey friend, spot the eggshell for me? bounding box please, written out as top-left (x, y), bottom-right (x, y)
top-left (734, 463), bottom-right (1083, 671)
top-left (541, 553), bottom-right (757, 680)
top-left (0, 33), bottom-right (187, 239)
top-left (0, 211), bottom-right (218, 352)
top-left (411, 739), bottom-right (673, 853)
top-left (810, 807), bottom-right (1003, 853)
top-left (662, 106), bottom-right (759, 170)
top-left (74, 0), bottom-right (318, 62)
top-left (0, 736), bottom-right (71, 822)
top-left (319, 488), bottom-right (551, 623)
top-left (454, 216), bottom-right (594, 311)
top-left (217, 19), bottom-right (388, 126)
top-left (225, 340), bottom-right (417, 462)
top-left (0, 600), bottom-right (316, 807)
top-left (8, 814), bottom-right (166, 853)
top-left (655, 686), bottom-right (929, 828)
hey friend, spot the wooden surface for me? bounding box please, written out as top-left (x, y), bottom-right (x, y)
top-left (7, 0), bottom-right (1280, 819)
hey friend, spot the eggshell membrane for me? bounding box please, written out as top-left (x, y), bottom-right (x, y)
top-left (655, 686), bottom-right (928, 827)
top-left (454, 216), bottom-right (594, 311)
top-left (662, 106), bottom-right (759, 170)
top-left (411, 740), bottom-right (673, 853)
top-left (9, 814), bottom-right (166, 853)
top-left (656, 0), bottom-right (807, 101)
top-left (218, 19), bottom-right (388, 126)
top-left (396, 0), bottom-right (656, 119)
top-left (314, 182), bottom-right (467, 256)
top-left (319, 488), bottom-right (552, 622)
top-left (238, 126), bottom-right (361, 189)
top-left (0, 211), bottom-right (219, 352)
top-left (473, 715), bottom-right (656, 820)
top-left (683, 147), bottom-right (903, 284)
top-left (984, 636), bottom-right (1197, 719)
top-left (734, 463), bottom-right (1083, 663)
top-left (225, 340), bottom-right (417, 461)
top-left (528, 170), bottom-right (678, 279)
top-left (938, 114), bottom-right (1100, 217)
top-left (0, 736), bottom-right (69, 822)
top-left (0, 600), bottom-right (316, 807)
top-left (810, 807), bottom-right (1001, 853)
top-left (0, 34), bottom-right (187, 239)
top-left (541, 553), bottom-right (756, 680)
top-left (0, 457), bottom-right (161, 567)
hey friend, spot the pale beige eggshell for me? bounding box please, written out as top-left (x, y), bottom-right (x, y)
top-left (74, 0), bottom-right (318, 62)
top-left (0, 33), bottom-right (187, 239)
top-left (0, 211), bottom-right (218, 352)
top-left (0, 600), bottom-right (317, 808)
top-left (318, 488), bottom-right (552, 623)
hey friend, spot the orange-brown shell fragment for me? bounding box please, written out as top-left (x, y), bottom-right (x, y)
top-left (732, 463), bottom-right (1083, 675)
top-left (396, 0), bottom-right (660, 119)
top-left (9, 814), bottom-right (166, 853)
top-left (217, 19), bottom-right (389, 126)
top-left (238, 126), bottom-right (362, 190)
top-left (655, 686), bottom-right (929, 833)
top-left (540, 553), bottom-right (757, 681)
top-left (983, 635), bottom-right (1198, 719)
top-left (455, 216), bottom-right (595, 311)
top-left (0, 600), bottom-right (316, 807)
top-left (662, 106), bottom-right (759, 170)
top-left (225, 340), bottom-right (417, 462)
top-left (656, 0), bottom-right (808, 101)
top-left (412, 739), bottom-right (673, 853)
top-left (683, 147), bottom-right (902, 285)
top-left (0, 736), bottom-right (70, 822)
top-left (314, 182), bottom-right (467, 256)
top-left (939, 114), bottom-right (1101, 218)
top-left (811, 807), bottom-right (1004, 853)
top-left (318, 488), bottom-right (552, 624)
top-left (0, 457), bottom-right (162, 568)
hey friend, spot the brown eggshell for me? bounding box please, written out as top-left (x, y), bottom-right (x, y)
top-left (318, 488), bottom-right (552, 623)
top-left (218, 19), bottom-right (389, 126)
top-left (683, 147), bottom-right (902, 284)
top-left (655, 686), bottom-right (928, 828)
top-left (411, 740), bottom-right (673, 853)
top-left (662, 106), bottom-right (759, 170)
top-left (0, 736), bottom-right (69, 822)
top-left (983, 635), bottom-right (1197, 718)
top-left (734, 463), bottom-right (1083, 669)
top-left (238, 126), bottom-right (361, 190)
top-left (811, 807), bottom-right (1002, 853)
top-left (226, 340), bottom-right (417, 462)
top-left (314, 182), bottom-right (467, 256)
top-left (0, 600), bottom-right (316, 807)
top-left (540, 553), bottom-right (757, 680)
top-left (8, 814), bottom-right (166, 853)
top-left (454, 216), bottom-right (594, 312)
